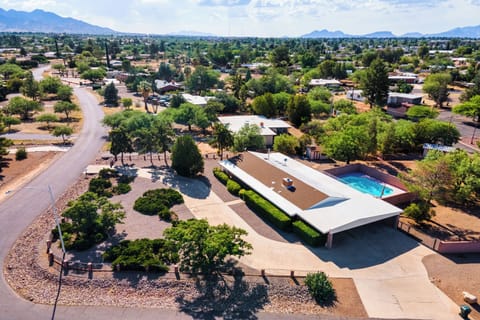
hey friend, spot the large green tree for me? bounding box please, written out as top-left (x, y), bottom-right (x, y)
top-left (453, 95), bottom-right (480, 124)
top-left (185, 66), bottom-right (219, 93)
top-left (104, 82), bottom-right (119, 106)
top-left (60, 191), bottom-right (125, 250)
top-left (171, 135), bottom-right (204, 177)
top-left (361, 58), bottom-right (389, 107)
top-left (273, 134), bottom-right (299, 155)
top-left (210, 122), bottom-right (234, 160)
top-left (109, 128), bottom-right (133, 165)
top-left (252, 93), bottom-right (276, 118)
top-left (20, 72), bottom-right (41, 101)
top-left (54, 101), bottom-right (80, 122)
top-left (423, 72), bottom-right (451, 108)
top-left (233, 123), bottom-right (265, 152)
top-left (287, 94), bottom-right (312, 127)
top-left (6, 96), bottom-right (43, 120)
top-left (163, 219), bottom-right (251, 274)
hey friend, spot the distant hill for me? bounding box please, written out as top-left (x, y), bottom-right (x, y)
top-left (302, 29), bottom-right (349, 38)
top-left (301, 25), bottom-right (480, 38)
top-left (428, 25), bottom-right (480, 38)
top-left (362, 31), bottom-right (396, 38)
top-left (0, 8), bottom-right (117, 34)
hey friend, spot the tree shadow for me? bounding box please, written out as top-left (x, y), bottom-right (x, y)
top-left (176, 273), bottom-right (269, 320)
top-left (161, 169), bottom-right (211, 199)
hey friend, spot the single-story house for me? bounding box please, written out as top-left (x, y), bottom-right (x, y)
top-left (387, 93), bottom-right (423, 106)
top-left (309, 79), bottom-right (342, 89)
top-left (217, 115), bottom-right (291, 146)
top-left (155, 80), bottom-right (183, 94)
top-left (388, 75), bottom-right (418, 84)
top-left (181, 93), bottom-right (213, 106)
top-left (220, 151), bottom-right (403, 248)
top-left (346, 89), bottom-right (365, 102)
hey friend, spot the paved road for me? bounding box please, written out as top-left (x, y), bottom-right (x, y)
top-left (437, 108), bottom-right (479, 152)
top-left (0, 86), bottom-right (108, 319)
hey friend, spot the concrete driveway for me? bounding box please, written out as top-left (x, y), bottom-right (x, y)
top-left (170, 170), bottom-right (460, 320)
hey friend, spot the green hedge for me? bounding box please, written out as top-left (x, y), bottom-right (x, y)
top-left (226, 179), bottom-right (242, 196)
top-left (213, 167), bottom-right (229, 185)
top-left (240, 189), bottom-right (292, 230)
top-left (292, 220), bottom-right (325, 246)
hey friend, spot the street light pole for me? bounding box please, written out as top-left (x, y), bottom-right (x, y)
top-left (47, 185), bottom-right (66, 320)
top-left (6, 185), bottom-right (66, 320)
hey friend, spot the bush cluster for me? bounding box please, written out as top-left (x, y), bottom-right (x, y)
top-left (88, 177), bottom-right (113, 197)
top-left (89, 169), bottom-right (134, 197)
top-left (292, 220), bottom-right (325, 246)
top-left (103, 238), bottom-right (176, 273)
top-left (304, 272), bottom-right (336, 304)
top-left (133, 188), bottom-right (184, 220)
top-left (240, 189), bottom-right (292, 230)
top-left (15, 147), bottom-right (27, 160)
top-left (112, 183), bottom-right (131, 195)
top-left (213, 167), bottom-right (229, 185)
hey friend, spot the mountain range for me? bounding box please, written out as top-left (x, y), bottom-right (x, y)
top-left (301, 26), bottom-right (480, 38)
top-left (1, 8), bottom-right (480, 38)
top-left (0, 8), bottom-right (116, 34)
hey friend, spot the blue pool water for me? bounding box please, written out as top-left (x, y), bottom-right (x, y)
top-left (338, 172), bottom-right (394, 197)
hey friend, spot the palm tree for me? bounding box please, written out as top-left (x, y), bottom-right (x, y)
top-left (138, 80), bottom-right (152, 113)
top-left (211, 122), bottom-right (234, 160)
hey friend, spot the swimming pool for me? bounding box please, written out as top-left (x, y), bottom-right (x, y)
top-left (338, 172), bottom-right (393, 197)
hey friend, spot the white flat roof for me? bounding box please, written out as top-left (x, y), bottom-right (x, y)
top-left (182, 93), bottom-right (212, 105)
top-left (217, 115), bottom-right (291, 137)
top-left (220, 152), bottom-right (402, 234)
top-left (309, 79), bottom-right (341, 86)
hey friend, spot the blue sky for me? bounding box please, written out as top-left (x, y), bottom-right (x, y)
top-left (1, 0), bottom-right (480, 36)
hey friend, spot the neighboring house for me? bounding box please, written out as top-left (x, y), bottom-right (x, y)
top-left (423, 143), bottom-right (456, 157)
top-left (220, 151), bottom-right (403, 248)
top-left (155, 80), bottom-right (183, 94)
top-left (387, 92), bottom-right (423, 106)
top-left (309, 79), bottom-right (342, 89)
top-left (217, 115), bottom-right (291, 146)
top-left (181, 93), bottom-right (213, 106)
top-left (346, 89), bottom-right (365, 102)
top-left (388, 75), bottom-right (418, 84)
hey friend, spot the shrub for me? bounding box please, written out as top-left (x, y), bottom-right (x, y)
top-left (404, 202), bottom-right (435, 223)
top-left (292, 220), bottom-right (325, 246)
top-left (15, 147), bottom-right (27, 160)
top-left (112, 183), bottom-right (131, 195)
top-left (133, 188), bottom-right (184, 220)
top-left (88, 177), bottom-right (113, 197)
top-left (103, 238), bottom-right (174, 273)
top-left (304, 272), bottom-right (336, 304)
top-left (226, 179), bottom-right (242, 196)
top-left (99, 168), bottom-right (118, 179)
top-left (241, 190), bottom-right (291, 230)
top-left (213, 167), bottom-right (229, 185)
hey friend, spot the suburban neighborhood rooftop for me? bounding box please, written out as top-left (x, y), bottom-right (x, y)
top-left (220, 151), bottom-right (403, 235)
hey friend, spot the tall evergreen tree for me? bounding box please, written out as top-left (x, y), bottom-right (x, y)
top-left (104, 82), bottom-right (119, 106)
top-left (361, 58), bottom-right (389, 108)
top-left (171, 135), bottom-right (204, 177)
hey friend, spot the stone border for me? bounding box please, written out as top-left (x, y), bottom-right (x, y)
top-left (3, 175), bottom-right (358, 317)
